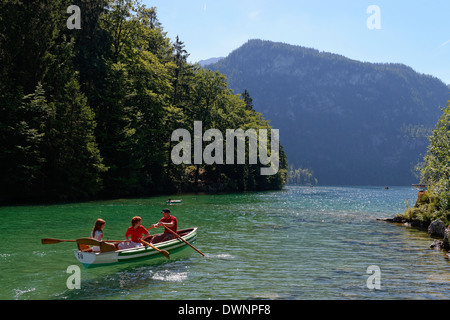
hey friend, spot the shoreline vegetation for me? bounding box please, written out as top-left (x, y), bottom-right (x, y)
top-left (0, 1), bottom-right (287, 205)
top-left (381, 100), bottom-right (450, 257)
top-left (286, 164), bottom-right (318, 186)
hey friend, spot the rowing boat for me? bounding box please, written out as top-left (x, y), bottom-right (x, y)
top-left (74, 227), bottom-right (198, 268)
top-left (166, 199), bottom-right (182, 204)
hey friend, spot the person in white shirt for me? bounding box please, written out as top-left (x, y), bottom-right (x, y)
top-left (90, 218), bottom-right (106, 252)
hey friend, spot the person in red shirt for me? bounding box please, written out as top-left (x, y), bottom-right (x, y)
top-left (149, 208), bottom-right (177, 244)
top-left (117, 216), bottom-right (150, 250)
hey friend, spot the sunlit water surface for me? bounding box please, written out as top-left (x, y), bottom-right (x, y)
top-left (0, 186), bottom-right (449, 300)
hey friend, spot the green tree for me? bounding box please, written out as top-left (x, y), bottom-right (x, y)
top-left (0, 0), bottom-right (288, 202)
top-left (241, 89), bottom-right (254, 111)
top-left (0, 83), bottom-right (55, 200)
top-left (287, 164), bottom-right (318, 185)
top-left (50, 77), bottom-right (107, 198)
top-left (421, 100), bottom-right (450, 212)
top-left (98, 0), bottom-right (175, 196)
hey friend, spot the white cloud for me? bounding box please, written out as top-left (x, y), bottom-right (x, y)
top-left (438, 39), bottom-right (450, 48)
top-left (248, 10), bottom-right (261, 20)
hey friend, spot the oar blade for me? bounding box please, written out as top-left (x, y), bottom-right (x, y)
top-left (76, 238), bottom-right (117, 252)
top-left (163, 225), bottom-right (205, 256)
top-left (161, 250), bottom-right (170, 259)
top-left (41, 238), bottom-right (59, 244)
top-left (100, 241), bottom-right (117, 252)
top-left (41, 238), bottom-right (75, 244)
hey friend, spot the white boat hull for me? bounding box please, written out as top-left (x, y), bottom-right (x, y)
top-left (74, 227), bottom-right (198, 267)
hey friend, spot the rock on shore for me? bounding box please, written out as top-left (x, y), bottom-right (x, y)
top-left (378, 217), bottom-right (450, 254)
top-left (428, 219), bottom-right (445, 238)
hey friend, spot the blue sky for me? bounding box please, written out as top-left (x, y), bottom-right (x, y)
top-left (145, 0), bottom-right (450, 84)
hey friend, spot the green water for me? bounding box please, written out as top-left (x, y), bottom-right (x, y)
top-left (0, 186), bottom-right (449, 300)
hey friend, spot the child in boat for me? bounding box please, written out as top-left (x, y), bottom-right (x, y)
top-left (90, 218), bottom-right (106, 252)
top-left (149, 208), bottom-right (177, 244)
top-left (117, 216), bottom-right (150, 250)
top-left (91, 219), bottom-right (105, 241)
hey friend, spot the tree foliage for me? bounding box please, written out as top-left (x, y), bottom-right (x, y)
top-left (287, 164), bottom-right (318, 186)
top-left (0, 1), bottom-right (287, 203)
top-left (420, 100), bottom-right (450, 214)
top-left (402, 100), bottom-right (450, 227)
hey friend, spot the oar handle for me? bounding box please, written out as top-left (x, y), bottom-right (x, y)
top-left (162, 225), bottom-right (205, 256)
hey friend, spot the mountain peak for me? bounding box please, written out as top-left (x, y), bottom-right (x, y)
top-left (197, 57), bottom-right (224, 67)
top-left (207, 40), bottom-right (450, 185)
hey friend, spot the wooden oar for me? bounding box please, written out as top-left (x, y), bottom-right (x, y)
top-left (162, 225), bottom-right (205, 256)
top-left (41, 238), bottom-right (116, 253)
top-left (41, 238), bottom-right (76, 244)
top-left (140, 239), bottom-right (170, 259)
top-left (76, 238), bottom-right (116, 252)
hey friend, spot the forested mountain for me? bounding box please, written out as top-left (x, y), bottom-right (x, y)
top-left (207, 39), bottom-right (450, 186)
top-left (0, 2), bottom-right (286, 203)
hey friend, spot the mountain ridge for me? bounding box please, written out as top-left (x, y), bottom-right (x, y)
top-left (207, 39), bottom-right (450, 185)
top-left (198, 56), bottom-right (224, 67)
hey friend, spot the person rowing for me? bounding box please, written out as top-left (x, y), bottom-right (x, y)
top-left (148, 208), bottom-right (177, 244)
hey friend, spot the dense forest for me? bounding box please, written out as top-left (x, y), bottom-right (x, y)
top-left (0, 1), bottom-right (287, 203)
top-left (208, 40), bottom-right (450, 186)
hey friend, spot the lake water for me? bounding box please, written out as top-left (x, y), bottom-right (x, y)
top-left (0, 186), bottom-right (449, 300)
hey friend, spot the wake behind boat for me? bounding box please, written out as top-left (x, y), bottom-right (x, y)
top-left (74, 227), bottom-right (197, 267)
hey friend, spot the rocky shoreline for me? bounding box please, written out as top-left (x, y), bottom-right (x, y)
top-left (378, 217), bottom-right (450, 257)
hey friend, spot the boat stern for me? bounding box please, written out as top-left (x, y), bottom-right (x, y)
top-left (74, 250), bottom-right (118, 268)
